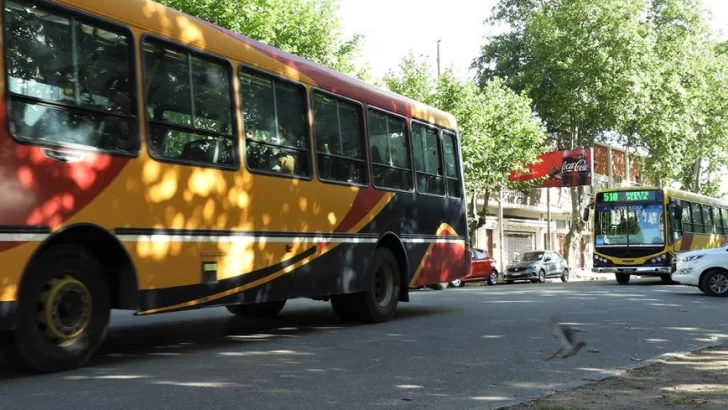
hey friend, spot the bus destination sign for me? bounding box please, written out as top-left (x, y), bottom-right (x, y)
top-left (600, 190), bottom-right (662, 203)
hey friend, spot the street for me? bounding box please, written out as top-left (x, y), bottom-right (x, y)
top-left (1, 278), bottom-right (727, 410)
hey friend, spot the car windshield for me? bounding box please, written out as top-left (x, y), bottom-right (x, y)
top-left (595, 203), bottom-right (665, 246)
top-left (519, 252), bottom-right (543, 262)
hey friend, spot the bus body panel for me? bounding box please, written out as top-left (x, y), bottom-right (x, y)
top-left (0, 0), bottom-right (468, 328)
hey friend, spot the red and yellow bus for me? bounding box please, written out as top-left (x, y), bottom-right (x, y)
top-left (0, 0), bottom-right (468, 373)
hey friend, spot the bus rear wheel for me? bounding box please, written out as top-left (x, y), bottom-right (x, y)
top-left (335, 247), bottom-right (400, 323)
top-left (1, 244), bottom-right (110, 374)
top-left (226, 300), bottom-right (287, 318)
top-left (616, 273), bottom-right (630, 284)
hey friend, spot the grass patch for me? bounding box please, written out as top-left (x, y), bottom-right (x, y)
top-left (535, 404), bottom-right (580, 410)
top-left (661, 393), bottom-right (708, 406)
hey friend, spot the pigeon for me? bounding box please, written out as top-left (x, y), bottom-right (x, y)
top-left (546, 317), bottom-right (586, 360)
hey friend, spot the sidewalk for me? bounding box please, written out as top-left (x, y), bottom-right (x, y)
top-left (501, 343), bottom-right (728, 410)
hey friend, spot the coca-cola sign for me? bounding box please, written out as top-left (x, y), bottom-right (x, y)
top-left (509, 147), bottom-right (594, 188)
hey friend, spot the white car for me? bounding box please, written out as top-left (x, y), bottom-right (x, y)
top-left (672, 244), bottom-right (728, 296)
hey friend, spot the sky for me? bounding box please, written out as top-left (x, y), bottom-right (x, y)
top-left (337, 0), bottom-right (728, 80)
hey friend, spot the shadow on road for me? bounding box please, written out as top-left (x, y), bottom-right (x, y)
top-left (0, 303), bottom-right (445, 381)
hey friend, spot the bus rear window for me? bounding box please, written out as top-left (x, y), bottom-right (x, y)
top-left (3, 0), bottom-right (137, 154)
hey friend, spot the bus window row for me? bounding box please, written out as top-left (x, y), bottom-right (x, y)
top-left (2, 0), bottom-right (462, 198)
top-left (677, 200), bottom-right (728, 236)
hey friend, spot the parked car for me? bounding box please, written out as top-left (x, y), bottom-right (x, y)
top-left (449, 248), bottom-right (499, 287)
top-left (504, 250), bottom-right (570, 284)
top-left (671, 244), bottom-right (728, 296)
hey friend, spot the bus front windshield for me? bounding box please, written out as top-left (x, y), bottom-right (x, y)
top-left (595, 203), bottom-right (665, 246)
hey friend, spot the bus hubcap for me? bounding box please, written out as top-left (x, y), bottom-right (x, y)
top-left (709, 274), bottom-right (728, 295)
top-left (39, 275), bottom-right (92, 343)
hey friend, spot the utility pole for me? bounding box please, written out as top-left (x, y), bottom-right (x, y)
top-left (498, 188), bottom-right (505, 279)
top-left (546, 187), bottom-right (551, 250)
top-left (436, 39), bottom-right (441, 78)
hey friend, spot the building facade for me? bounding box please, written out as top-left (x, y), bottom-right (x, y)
top-left (472, 142), bottom-right (646, 273)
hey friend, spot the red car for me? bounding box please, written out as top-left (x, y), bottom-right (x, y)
top-left (450, 248), bottom-right (499, 287)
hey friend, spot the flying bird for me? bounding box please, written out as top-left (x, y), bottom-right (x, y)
top-left (546, 317), bottom-right (586, 360)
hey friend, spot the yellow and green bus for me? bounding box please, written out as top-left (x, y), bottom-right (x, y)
top-left (0, 0), bottom-right (469, 373)
top-left (587, 186), bottom-right (728, 284)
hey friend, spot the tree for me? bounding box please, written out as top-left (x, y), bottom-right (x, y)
top-left (629, 0), bottom-right (728, 194)
top-left (383, 51), bottom-right (436, 104)
top-left (384, 53), bottom-right (546, 242)
top-left (473, 0), bottom-right (653, 266)
top-left (157, 0), bottom-right (366, 77)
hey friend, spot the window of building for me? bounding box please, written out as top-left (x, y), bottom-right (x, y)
top-left (367, 109), bottom-right (412, 191)
top-left (143, 38), bottom-right (236, 168)
top-left (441, 130), bottom-right (462, 198)
top-left (312, 91), bottom-right (367, 185)
top-left (411, 121), bottom-right (445, 196)
top-left (4, 0), bottom-right (138, 154)
top-left (239, 67), bottom-right (309, 177)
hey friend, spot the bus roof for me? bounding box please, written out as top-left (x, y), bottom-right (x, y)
top-left (60, 0), bottom-right (458, 131)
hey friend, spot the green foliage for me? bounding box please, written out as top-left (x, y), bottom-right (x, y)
top-left (157, 0), bottom-right (366, 77)
top-left (476, 0), bottom-right (728, 196)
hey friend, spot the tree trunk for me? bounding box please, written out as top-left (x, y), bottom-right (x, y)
top-left (564, 185), bottom-right (587, 272)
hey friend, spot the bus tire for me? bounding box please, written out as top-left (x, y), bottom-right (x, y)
top-left (616, 273), bottom-right (630, 284)
top-left (1, 244), bottom-right (110, 373)
top-left (356, 247), bottom-right (400, 323)
top-left (226, 300), bottom-right (286, 318)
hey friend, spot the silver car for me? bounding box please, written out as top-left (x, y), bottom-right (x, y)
top-left (504, 250), bottom-right (570, 284)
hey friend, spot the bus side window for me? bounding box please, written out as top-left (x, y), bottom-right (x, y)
top-left (411, 121), bottom-right (445, 196)
top-left (367, 109), bottom-right (413, 191)
top-left (142, 38), bottom-right (237, 169)
top-left (703, 205), bottom-right (715, 234)
top-left (441, 131), bottom-right (462, 198)
top-left (691, 203), bottom-right (704, 234)
top-left (719, 208), bottom-right (727, 236)
top-left (682, 201), bottom-right (694, 233)
top-left (239, 67), bottom-right (310, 178)
top-left (311, 91), bottom-right (368, 185)
top-left (4, 0), bottom-right (138, 155)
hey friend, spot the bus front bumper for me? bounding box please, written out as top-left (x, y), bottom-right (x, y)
top-left (592, 266), bottom-right (671, 275)
top-left (0, 301), bottom-right (17, 332)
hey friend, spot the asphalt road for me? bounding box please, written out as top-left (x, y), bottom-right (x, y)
top-left (1, 278), bottom-right (727, 410)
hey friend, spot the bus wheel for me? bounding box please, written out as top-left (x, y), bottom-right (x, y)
top-left (226, 300), bottom-right (286, 318)
top-left (700, 270), bottom-right (728, 297)
top-left (1, 244), bottom-right (110, 373)
top-left (616, 273), bottom-right (630, 284)
top-left (357, 247), bottom-right (400, 323)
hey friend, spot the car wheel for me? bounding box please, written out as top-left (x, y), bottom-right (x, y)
top-left (450, 279), bottom-right (463, 288)
top-left (538, 270), bottom-right (546, 283)
top-left (561, 269), bottom-right (569, 282)
top-left (701, 270), bottom-right (728, 297)
top-left (487, 271), bottom-right (498, 286)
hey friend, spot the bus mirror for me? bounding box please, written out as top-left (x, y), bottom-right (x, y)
top-left (582, 207), bottom-right (590, 222)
